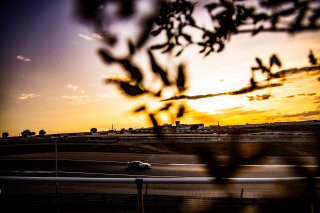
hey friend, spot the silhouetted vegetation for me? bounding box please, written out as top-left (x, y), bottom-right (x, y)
top-left (39, 129), bottom-right (46, 137)
top-left (21, 129), bottom-right (33, 138)
top-left (74, 0), bottom-right (319, 134)
top-left (90, 128), bottom-right (98, 133)
top-left (2, 132), bottom-right (9, 138)
top-left (74, 0), bottom-right (319, 212)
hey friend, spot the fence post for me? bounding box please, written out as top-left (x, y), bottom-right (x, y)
top-left (135, 178), bottom-right (144, 213)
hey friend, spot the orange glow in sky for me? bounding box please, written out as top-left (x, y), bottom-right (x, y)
top-left (0, 1), bottom-right (319, 136)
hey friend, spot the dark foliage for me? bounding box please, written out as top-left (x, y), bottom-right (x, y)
top-left (21, 129), bottom-right (32, 138)
top-left (90, 128), bottom-right (97, 133)
top-left (2, 132), bottom-right (9, 138)
top-left (39, 130), bottom-right (46, 136)
top-left (74, 1), bottom-right (319, 211)
top-left (74, 0), bottom-right (319, 129)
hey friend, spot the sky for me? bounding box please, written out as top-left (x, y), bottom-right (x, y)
top-left (0, 0), bottom-right (319, 136)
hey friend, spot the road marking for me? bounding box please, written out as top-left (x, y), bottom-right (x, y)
top-left (0, 170), bottom-right (183, 178)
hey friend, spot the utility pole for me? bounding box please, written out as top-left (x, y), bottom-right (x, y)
top-left (218, 121), bottom-right (220, 139)
top-left (54, 138), bottom-right (58, 194)
top-left (136, 179), bottom-right (144, 213)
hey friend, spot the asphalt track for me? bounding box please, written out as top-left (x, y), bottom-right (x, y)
top-left (1, 152), bottom-right (319, 213)
top-left (0, 152), bottom-right (318, 197)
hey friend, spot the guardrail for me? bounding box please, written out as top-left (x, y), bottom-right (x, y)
top-left (1, 176), bottom-right (320, 183)
top-left (1, 176), bottom-right (319, 213)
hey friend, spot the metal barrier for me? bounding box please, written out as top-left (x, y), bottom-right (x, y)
top-left (1, 176), bottom-right (319, 213)
top-left (1, 176), bottom-right (319, 183)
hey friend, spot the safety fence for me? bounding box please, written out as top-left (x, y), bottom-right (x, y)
top-left (0, 176), bottom-right (319, 213)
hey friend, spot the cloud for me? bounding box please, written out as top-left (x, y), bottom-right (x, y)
top-left (216, 106), bottom-right (269, 116)
top-left (313, 95), bottom-right (320, 104)
top-left (162, 82), bottom-right (281, 101)
top-left (18, 93), bottom-right (40, 100)
top-left (16, 55), bottom-right (31, 62)
top-left (284, 95), bottom-right (295, 99)
top-left (247, 94), bottom-right (272, 101)
top-left (78, 33), bottom-right (102, 41)
top-left (185, 106), bottom-right (270, 125)
top-left (161, 65), bottom-right (320, 102)
top-left (281, 110), bottom-right (320, 118)
top-left (65, 84), bottom-right (78, 91)
top-left (297, 93), bottom-right (317, 96)
top-left (78, 33), bottom-right (93, 41)
top-left (61, 95), bottom-right (107, 104)
top-left (91, 33), bottom-right (103, 40)
top-left (61, 95), bottom-right (91, 104)
top-left (283, 93), bottom-right (317, 99)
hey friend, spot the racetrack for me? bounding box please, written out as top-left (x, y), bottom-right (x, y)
top-left (0, 137), bottom-right (319, 212)
top-left (1, 152), bottom-right (318, 197)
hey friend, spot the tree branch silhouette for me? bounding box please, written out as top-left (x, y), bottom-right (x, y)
top-left (74, 1), bottom-right (320, 211)
top-left (162, 64), bottom-right (320, 101)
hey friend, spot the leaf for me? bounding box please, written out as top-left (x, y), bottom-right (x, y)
top-left (149, 114), bottom-right (163, 137)
top-left (217, 42), bottom-right (225, 52)
top-left (177, 104), bottom-right (185, 118)
top-left (120, 82), bottom-right (144, 96)
top-left (161, 43), bottom-right (175, 53)
top-left (147, 50), bottom-right (171, 86)
top-left (187, 16), bottom-right (196, 26)
top-left (118, 59), bottom-right (143, 83)
top-left (136, 18), bottom-right (154, 49)
top-left (175, 49), bottom-right (184, 57)
top-left (154, 17), bottom-right (164, 25)
top-left (128, 40), bottom-right (136, 55)
top-left (251, 25), bottom-right (263, 36)
top-left (255, 57), bottom-right (263, 68)
top-left (154, 90), bottom-right (162, 97)
top-left (278, 7), bottom-right (296, 17)
top-left (159, 103), bottom-right (172, 111)
top-left (204, 50), bottom-right (212, 57)
top-left (176, 64), bottom-right (186, 92)
top-left (150, 28), bottom-right (162, 36)
top-left (150, 43), bottom-right (168, 50)
top-left (199, 47), bottom-right (206, 53)
top-left (196, 148), bottom-right (223, 181)
top-left (98, 49), bottom-right (116, 63)
top-left (104, 35), bottom-right (117, 46)
top-left (251, 66), bottom-right (260, 71)
top-left (133, 105), bottom-right (146, 113)
top-left (292, 7), bottom-right (307, 29)
top-left (205, 3), bottom-right (218, 11)
top-left (182, 33), bottom-right (192, 43)
top-left (270, 54), bottom-right (282, 67)
top-left (309, 50), bottom-right (318, 65)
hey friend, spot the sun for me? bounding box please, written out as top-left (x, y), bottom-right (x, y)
top-left (188, 95), bottom-right (247, 114)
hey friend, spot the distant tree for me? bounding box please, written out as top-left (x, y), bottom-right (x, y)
top-left (39, 130), bottom-right (46, 136)
top-left (90, 128), bottom-right (97, 133)
top-left (21, 129), bottom-right (32, 138)
top-left (120, 128), bottom-right (125, 134)
top-left (130, 130), bottom-right (138, 134)
top-left (190, 125), bottom-right (199, 130)
top-left (2, 132), bottom-right (9, 138)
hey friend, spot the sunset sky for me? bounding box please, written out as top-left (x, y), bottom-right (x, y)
top-left (0, 0), bottom-right (319, 136)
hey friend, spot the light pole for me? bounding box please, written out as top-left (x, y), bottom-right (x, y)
top-left (53, 137), bottom-right (58, 193)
